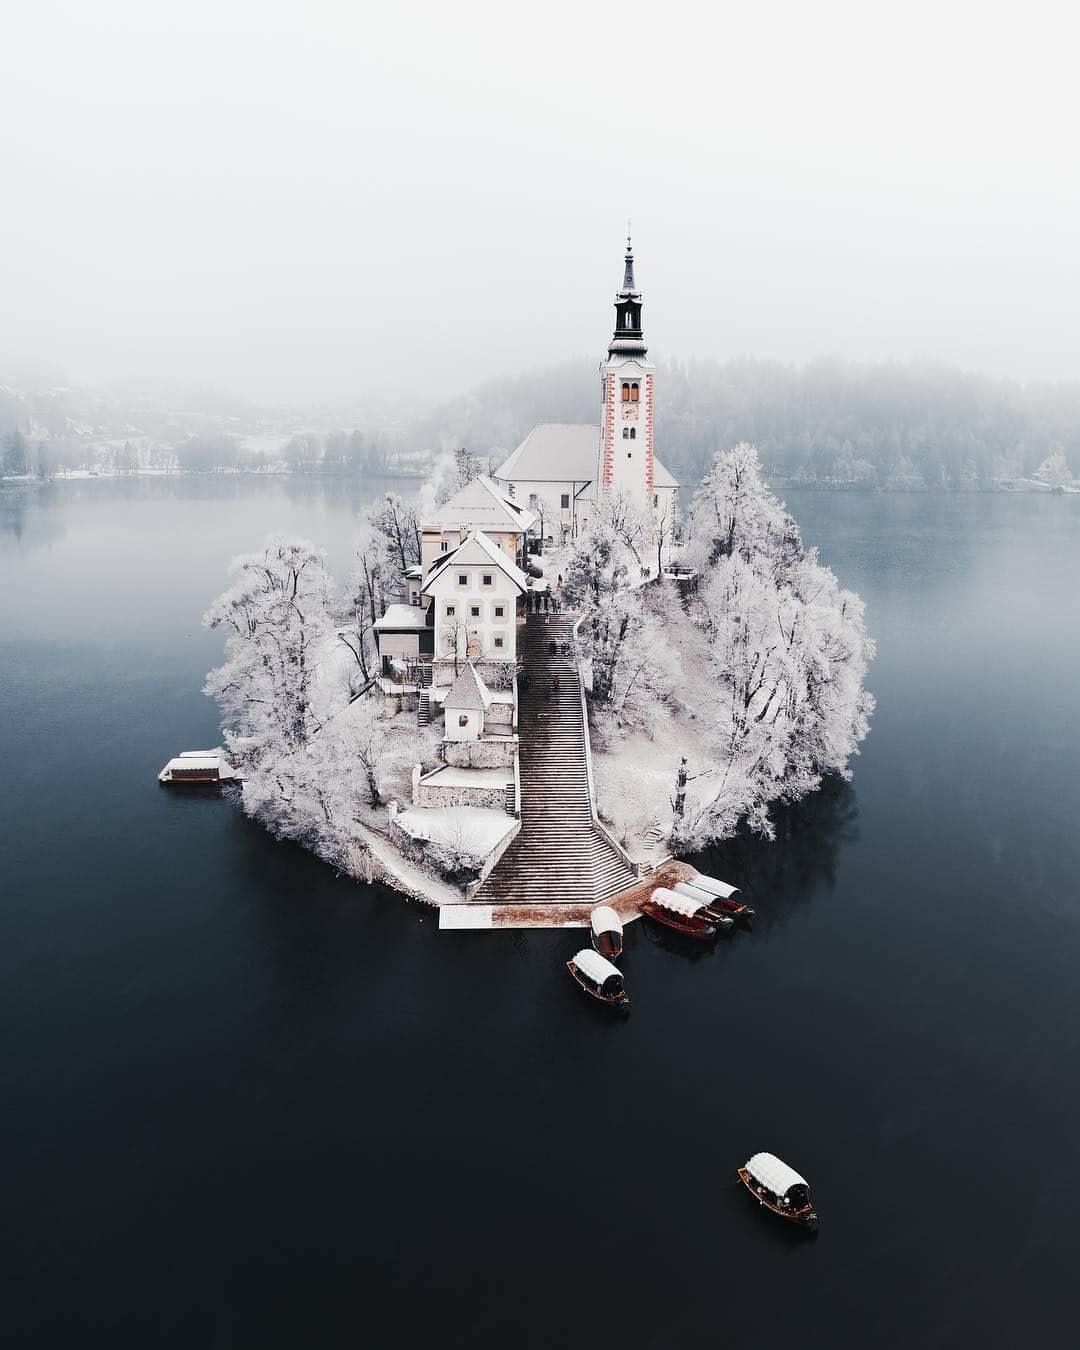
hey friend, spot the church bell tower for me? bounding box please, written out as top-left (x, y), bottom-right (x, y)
top-left (597, 232), bottom-right (655, 514)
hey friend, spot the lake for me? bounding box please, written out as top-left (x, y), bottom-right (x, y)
top-left (3, 477), bottom-right (1078, 1348)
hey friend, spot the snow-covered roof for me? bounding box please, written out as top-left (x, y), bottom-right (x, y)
top-left (650, 886), bottom-right (707, 919)
top-left (394, 806), bottom-right (516, 855)
top-left (444, 662), bottom-right (492, 711)
top-left (424, 474), bottom-right (537, 534)
top-left (746, 1152), bottom-right (808, 1196)
top-left (374, 603), bottom-right (431, 632)
top-left (653, 457), bottom-right (678, 489)
top-left (422, 530), bottom-right (529, 595)
top-left (163, 756), bottom-right (219, 772)
top-left (492, 421), bottom-right (678, 490)
top-left (494, 424), bottom-right (600, 483)
top-left (572, 948), bottom-right (622, 986)
top-left (590, 905), bottom-right (623, 935)
top-left (690, 873), bottom-right (740, 901)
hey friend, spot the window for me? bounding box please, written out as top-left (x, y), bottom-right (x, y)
top-left (630, 427), bottom-right (636, 440)
top-left (494, 636), bottom-right (504, 649)
top-left (458, 574), bottom-right (467, 586)
top-left (560, 493), bottom-right (570, 509)
top-left (458, 714), bottom-right (469, 728)
top-left (446, 605), bottom-right (456, 617)
top-left (654, 494), bottom-right (659, 508)
top-left (625, 312), bottom-right (632, 328)
top-left (482, 573), bottom-right (493, 586)
top-left (627, 452), bottom-right (632, 459)
top-left (622, 427), bottom-right (630, 440)
top-left (621, 382), bottom-right (630, 402)
top-left (440, 541), bottom-right (449, 553)
top-left (470, 605), bottom-right (480, 618)
top-left (529, 492), bottom-right (539, 507)
top-left (631, 382), bottom-right (640, 402)
top-left (495, 606), bottom-right (505, 617)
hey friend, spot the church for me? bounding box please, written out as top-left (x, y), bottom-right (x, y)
top-left (375, 237), bottom-right (680, 682)
top-left (491, 236), bottom-right (679, 542)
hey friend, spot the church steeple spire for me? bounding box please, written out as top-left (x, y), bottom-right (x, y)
top-left (609, 231), bottom-right (647, 358)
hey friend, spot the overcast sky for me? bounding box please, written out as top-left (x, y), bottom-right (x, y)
top-left (2, 0), bottom-right (1079, 401)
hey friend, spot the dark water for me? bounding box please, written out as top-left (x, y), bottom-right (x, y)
top-left (3, 479), bottom-right (1078, 1348)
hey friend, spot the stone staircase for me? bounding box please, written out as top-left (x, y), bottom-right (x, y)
top-left (474, 614), bottom-right (637, 905)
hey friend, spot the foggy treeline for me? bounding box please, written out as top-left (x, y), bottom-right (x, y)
top-left (5, 356), bottom-right (1080, 488)
top-left (411, 356), bottom-right (1080, 489)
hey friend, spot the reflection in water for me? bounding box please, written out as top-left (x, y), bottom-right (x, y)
top-left (0, 484), bottom-right (67, 548)
top-left (684, 776), bottom-right (859, 930)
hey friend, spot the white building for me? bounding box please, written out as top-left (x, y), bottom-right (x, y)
top-left (421, 529), bottom-right (529, 676)
top-left (492, 238), bottom-right (678, 542)
top-left (420, 474), bottom-right (536, 578)
top-left (442, 662), bottom-right (493, 742)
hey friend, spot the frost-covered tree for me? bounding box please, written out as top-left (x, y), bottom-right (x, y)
top-left (367, 492), bottom-right (421, 575)
top-left (338, 519), bottom-right (391, 687)
top-left (203, 536), bottom-right (333, 768)
top-left (672, 445), bottom-right (874, 846)
top-left (685, 441), bottom-right (802, 576)
top-left (587, 444), bottom-right (874, 854)
top-left (564, 494), bottom-right (653, 707)
top-left (1034, 450), bottom-right (1072, 486)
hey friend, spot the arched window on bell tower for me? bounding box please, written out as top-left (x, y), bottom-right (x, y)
top-left (621, 383), bottom-right (630, 402)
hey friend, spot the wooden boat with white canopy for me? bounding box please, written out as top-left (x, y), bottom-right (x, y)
top-left (738, 1152), bottom-right (818, 1229)
top-left (567, 949), bottom-right (630, 1011)
top-left (641, 887), bottom-right (719, 941)
top-left (589, 905), bottom-right (623, 959)
top-left (158, 751), bottom-right (238, 784)
top-left (689, 872), bottom-right (755, 923)
top-left (672, 882), bottom-right (735, 931)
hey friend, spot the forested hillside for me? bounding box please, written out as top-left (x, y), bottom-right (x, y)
top-left (409, 356), bottom-right (1080, 489)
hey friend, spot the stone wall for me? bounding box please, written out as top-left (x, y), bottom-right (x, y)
top-left (416, 781), bottom-right (509, 811)
top-left (442, 738), bottom-right (517, 770)
top-left (484, 701), bottom-right (513, 728)
top-left (433, 658), bottom-right (515, 690)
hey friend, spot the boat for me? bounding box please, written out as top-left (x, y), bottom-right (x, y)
top-left (688, 872), bottom-right (755, 922)
top-left (640, 887), bottom-right (719, 941)
top-left (567, 949), bottom-right (630, 1011)
top-left (671, 882), bottom-right (736, 931)
top-left (590, 905), bottom-right (623, 958)
top-left (738, 1152), bottom-right (818, 1230)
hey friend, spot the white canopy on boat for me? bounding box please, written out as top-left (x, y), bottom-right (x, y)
top-left (590, 905), bottom-right (623, 935)
top-left (673, 881), bottom-right (716, 904)
top-left (572, 949), bottom-right (622, 985)
top-left (164, 756), bottom-right (220, 772)
top-left (746, 1152), bottom-right (808, 1196)
top-left (651, 886), bottom-right (707, 919)
top-left (691, 873), bottom-right (740, 901)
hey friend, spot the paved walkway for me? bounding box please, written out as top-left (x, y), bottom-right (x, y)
top-left (441, 859), bottom-right (696, 929)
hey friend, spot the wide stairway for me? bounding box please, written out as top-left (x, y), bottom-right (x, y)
top-left (474, 614), bottom-right (637, 905)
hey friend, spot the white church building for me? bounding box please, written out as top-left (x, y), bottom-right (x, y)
top-left (492, 236), bottom-right (679, 542)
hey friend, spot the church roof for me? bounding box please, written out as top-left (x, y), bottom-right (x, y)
top-left (494, 422), bottom-right (679, 491)
top-left (422, 530), bottom-right (530, 595)
top-left (494, 424), bottom-right (600, 484)
top-left (444, 662), bottom-right (492, 711)
top-left (423, 474), bottom-right (536, 534)
top-left (374, 603), bottom-right (431, 632)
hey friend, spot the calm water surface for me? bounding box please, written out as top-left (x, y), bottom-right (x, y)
top-left (3, 478), bottom-right (1078, 1348)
